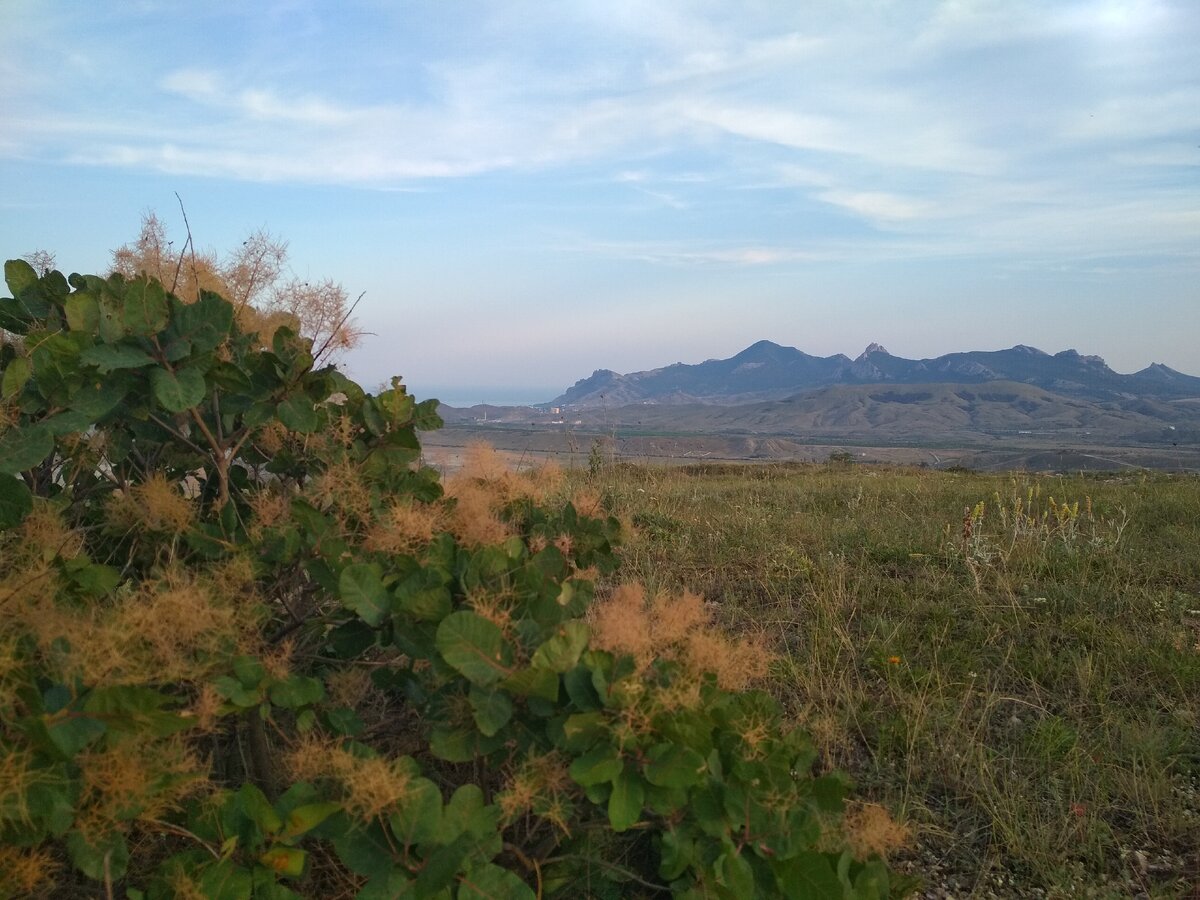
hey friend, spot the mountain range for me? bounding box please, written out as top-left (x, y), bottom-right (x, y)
top-left (550, 341), bottom-right (1200, 408)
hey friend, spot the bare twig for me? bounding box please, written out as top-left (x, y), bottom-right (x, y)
top-left (142, 818), bottom-right (221, 860)
top-left (312, 290), bottom-right (365, 365)
top-left (172, 192), bottom-right (199, 296)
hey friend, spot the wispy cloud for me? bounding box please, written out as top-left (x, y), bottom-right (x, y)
top-left (2, 0), bottom-right (1198, 385)
top-left (816, 190), bottom-right (937, 223)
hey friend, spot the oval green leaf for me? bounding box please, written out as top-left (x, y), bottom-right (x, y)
top-left (468, 686), bottom-right (513, 737)
top-left (123, 278), bottom-right (169, 334)
top-left (0, 472), bottom-right (33, 529)
top-left (607, 768), bottom-right (645, 832)
top-left (277, 395), bottom-right (320, 433)
top-left (339, 563), bottom-right (389, 626)
top-left (435, 611), bottom-right (513, 687)
top-left (388, 775), bottom-right (443, 847)
top-left (0, 424), bottom-right (53, 474)
top-left (150, 366), bottom-right (207, 412)
top-left (4, 259), bottom-right (37, 296)
top-left (80, 343), bottom-right (156, 374)
top-left (569, 744), bottom-right (623, 787)
top-left (531, 621), bottom-right (590, 673)
top-left (1, 356), bottom-right (30, 399)
top-left (65, 292), bottom-right (100, 332)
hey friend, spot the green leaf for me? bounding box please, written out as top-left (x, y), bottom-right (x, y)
top-left (268, 675), bottom-right (325, 709)
top-left (644, 742), bottom-right (707, 789)
top-left (150, 366), bottom-right (207, 412)
top-left (500, 666), bottom-right (560, 702)
top-left (562, 667), bottom-right (601, 710)
top-left (429, 725), bottom-right (505, 762)
top-left (561, 711), bottom-right (608, 751)
top-left (436, 785), bottom-right (502, 860)
top-left (414, 833), bottom-right (470, 895)
top-left (25, 780), bottom-right (75, 835)
top-left (277, 395), bottom-right (319, 433)
top-left (388, 775), bottom-right (443, 846)
top-left (43, 269), bottom-right (69, 299)
top-left (4, 259), bottom-right (38, 297)
top-left (41, 409), bottom-right (93, 436)
top-left (259, 846), bottom-right (307, 878)
top-left (468, 686), bottom-right (513, 737)
top-left (198, 859), bottom-right (254, 900)
top-left (339, 563), bottom-right (390, 626)
top-left (0, 472), bottom-right (32, 529)
top-left (354, 870), bottom-right (414, 900)
top-left (459, 863), bottom-right (536, 899)
top-left (1, 356), bottom-right (30, 398)
top-left (716, 847), bottom-right (755, 897)
top-left (83, 684), bottom-right (168, 715)
top-left (0, 296), bottom-right (31, 333)
top-left (162, 334), bottom-right (192, 361)
top-left (67, 378), bottom-right (128, 420)
top-left (214, 676), bottom-right (262, 708)
top-left (209, 360), bottom-right (252, 392)
top-left (775, 851), bottom-right (843, 899)
top-left (238, 783), bottom-right (283, 835)
top-left (96, 291), bottom-right (125, 342)
top-left (189, 290), bottom-right (235, 352)
top-left (607, 768), bottom-right (644, 832)
top-left (281, 802), bottom-right (342, 840)
top-left (435, 611), bottom-right (514, 687)
top-left (854, 859), bottom-right (891, 899)
top-left (531, 621), bottom-right (590, 673)
top-left (83, 685), bottom-right (188, 739)
top-left (659, 830), bottom-right (694, 881)
top-left (569, 745), bottom-right (623, 787)
top-left (123, 278), bottom-right (169, 334)
top-left (232, 655), bottom-right (266, 688)
top-left (252, 875), bottom-right (304, 900)
top-left (393, 570), bottom-right (452, 622)
top-left (412, 397), bottom-right (443, 431)
top-left (332, 822), bottom-right (395, 879)
top-left (811, 774), bottom-right (846, 814)
top-left (41, 713), bottom-right (106, 758)
top-left (0, 424), bottom-right (53, 473)
top-left (324, 707), bottom-right (363, 736)
top-left (79, 342), bottom-right (156, 373)
top-left (67, 829), bottom-right (129, 882)
top-left (65, 291), bottom-right (100, 332)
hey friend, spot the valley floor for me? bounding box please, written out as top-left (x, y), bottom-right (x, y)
top-left (421, 424), bottom-right (1200, 475)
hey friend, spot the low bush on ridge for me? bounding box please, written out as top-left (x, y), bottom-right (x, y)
top-left (0, 260), bottom-right (904, 898)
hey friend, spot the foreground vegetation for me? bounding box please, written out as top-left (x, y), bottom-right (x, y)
top-left (575, 459), bottom-right (1200, 896)
top-left (0, 262), bottom-right (902, 898)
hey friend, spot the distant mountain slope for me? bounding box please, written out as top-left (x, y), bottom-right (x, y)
top-left (550, 342), bottom-right (1200, 407)
top-left (442, 379), bottom-right (1200, 449)
top-left (584, 381), bottom-right (1200, 439)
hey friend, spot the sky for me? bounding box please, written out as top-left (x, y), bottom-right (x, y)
top-left (2, 1), bottom-right (1198, 404)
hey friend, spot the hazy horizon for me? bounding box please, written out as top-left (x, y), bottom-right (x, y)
top-left (413, 335), bottom-right (1200, 410)
top-left (3, 1), bottom-right (1198, 397)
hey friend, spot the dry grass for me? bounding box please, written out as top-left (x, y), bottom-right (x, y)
top-left (572, 461), bottom-right (1200, 896)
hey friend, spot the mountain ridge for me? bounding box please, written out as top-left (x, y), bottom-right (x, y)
top-left (550, 342), bottom-right (1200, 408)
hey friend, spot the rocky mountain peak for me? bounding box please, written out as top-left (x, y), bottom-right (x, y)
top-left (856, 343), bottom-right (889, 362)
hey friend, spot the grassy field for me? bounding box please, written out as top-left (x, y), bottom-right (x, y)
top-left (568, 460), bottom-right (1199, 897)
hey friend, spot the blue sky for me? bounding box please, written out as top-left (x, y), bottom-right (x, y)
top-left (2, 1), bottom-right (1198, 403)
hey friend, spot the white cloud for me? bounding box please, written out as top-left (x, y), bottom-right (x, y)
top-left (817, 190), bottom-right (937, 223)
top-left (2, 1), bottom-right (1197, 270)
top-left (160, 69), bottom-right (221, 102)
